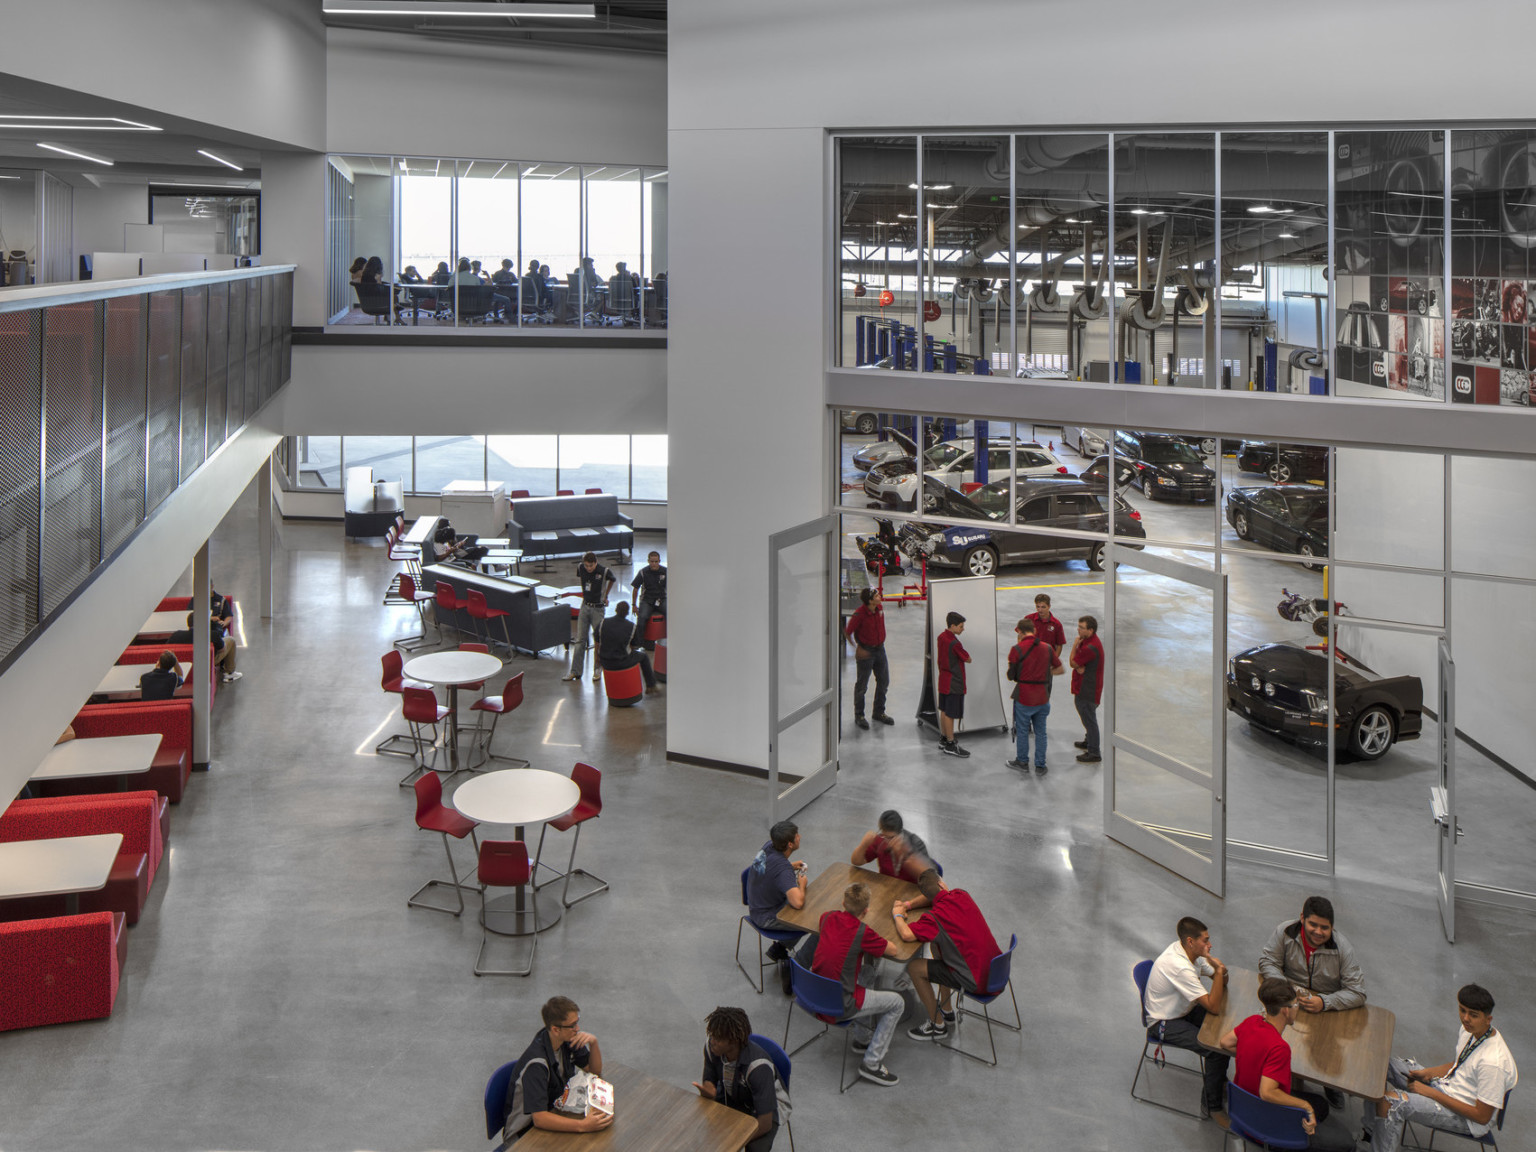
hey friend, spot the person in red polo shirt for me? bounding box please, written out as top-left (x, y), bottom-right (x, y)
top-left (891, 868), bottom-right (1002, 1042)
top-left (1028, 593), bottom-right (1066, 657)
top-left (850, 809), bottom-right (932, 882)
top-left (808, 883), bottom-right (906, 1087)
top-left (1217, 977), bottom-right (1356, 1150)
top-left (1069, 614), bottom-right (1105, 763)
top-left (1005, 617), bottom-right (1063, 775)
top-left (844, 587), bottom-right (893, 730)
top-left (935, 611), bottom-right (971, 757)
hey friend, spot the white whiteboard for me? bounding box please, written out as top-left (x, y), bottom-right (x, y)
top-left (928, 575), bottom-right (1008, 732)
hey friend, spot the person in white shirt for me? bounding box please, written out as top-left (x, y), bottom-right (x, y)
top-left (1143, 915), bottom-right (1232, 1123)
top-left (1367, 983), bottom-right (1517, 1152)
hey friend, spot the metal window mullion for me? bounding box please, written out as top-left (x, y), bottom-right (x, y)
top-left (98, 301), bottom-right (109, 564)
top-left (638, 168), bottom-right (646, 332)
top-left (35, 310), bottom-right (46, 628)
top-left (1211, 130), bottom-right (1222, 393)
top-left (516, 164), bottom-right (524, 329)
top-left (451, 165), bottom-right (459, 329)
top-left (1107, 134), bottom-right (1117, 377)
top-left (915, 136), bottom-right (924, 377)
top-left (1443, 131), bottom-right (1453, 406)
top-left (1328, 131), bottom-right (1338, 399)
top-left (1009, 134), bottom-right (1017, 377)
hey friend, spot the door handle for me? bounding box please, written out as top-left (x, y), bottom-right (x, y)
top-left (1430, 786), bottom-right (1464, 841)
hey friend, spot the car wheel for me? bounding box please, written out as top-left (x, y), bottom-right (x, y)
top-left (1349, 706), bottom-right (1397, 760)
top-left (1268, 461), bottom-right (1293, 483)
top-left (1234, 510), bottom-right (1251, 540)
top-left (1200, 437), bottom-right (1217, 455)
top-left (1298, 541), bottom-right (1320, 571)
top-left (1143, 477), bottom-right (1160, 501)
top-left (963, 545), bottom-right (998, 577)
top-left (1087, 542), bottom-right (1106, 572)
top-left (855, 413), bottom-right (878, 435)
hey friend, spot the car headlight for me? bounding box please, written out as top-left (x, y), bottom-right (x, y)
top-left (1263, 682), bottom-right (1276, 698)
top-left (1301, 689), bottom-right (1328, 714)
top-left (1157, 476), bottom-right (1178, 486)
top-left (1250, 676), bottom-right (1261, 691)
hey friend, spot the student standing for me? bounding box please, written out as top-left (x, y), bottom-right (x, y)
top-left (935, 611), bottom-right (971, 757)
top-left (845, 588), bottom-right (892, 730)
top-left (630, 551), bottom-right (667, 652)
top-left (1005, 617), bottom-right (1062, 774)
top-left (1070, 615), bottom-right (1104, 763)
top-left (1027, 593), bottom-right (1066, 657)
top-left (563, 552), bottom-right (615, 683)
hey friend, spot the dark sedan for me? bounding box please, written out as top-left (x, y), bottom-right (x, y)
top-left (1114, 431), bottom-right (1217, 501)
top-left (1225, 485), bottom-right (1328, 569)
top-left (1236, 441), bottom-right (1329, 484)
top-left (1226, 641), bottom-right (1422, 761)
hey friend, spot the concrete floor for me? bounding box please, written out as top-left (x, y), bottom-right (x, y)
top-left (0, 474), bottom-right (1531, 1151)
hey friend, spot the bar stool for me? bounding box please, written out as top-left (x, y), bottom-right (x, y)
top-left (435, 581), bottom-right (468, 640)
top-left (466, 589), bottom-right (513, 653)
top-left (474, 840), bottom-right (536, 977)
top-left (469, 671), bottom-right (530, 768)
top-left (400, 686), bottom-right (450, 787)
top-left (377, 650), bottom-right (429, 758)
top-left (532, 762), bottom-right (609, 907)
top-left (390, 573), bottom-right (438, 651)
top-left (407, 772), bottom-right (482, 917)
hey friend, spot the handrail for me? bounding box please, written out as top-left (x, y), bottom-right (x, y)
top-left (0, 264), bottom-right (298, 314)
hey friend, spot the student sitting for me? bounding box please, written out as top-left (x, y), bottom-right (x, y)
top-left (746, 820), bottom-right (808, 994)
top-left (693, 1006), bottom-right (786, 1151)
top-left (596, 603), bottom-right (658, 694)
top-left (894, 868), bottom-right (1003, 1042)
top-left (139, 650), bottom-right (186, 700)
top-left (503, 996), bottom-right (612, 1143)
top-left (807, 882), bottom-right (907, 1086)
top-left (850, 809), bottom-right (932, 883)
top-left (169, 611), bottom-right (241, 683)
top-left (1143, 915), bottom-right (1231, 1124)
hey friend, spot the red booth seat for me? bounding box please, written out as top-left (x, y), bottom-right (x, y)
top-left (117, 644), bottom-right (215, 705)
top-left (48, 699), bottom-right (196, 796)
top-left (15, 791), bottom-right (171, 853)
top-left (157, 596), bottom-right (192, 612)
top-left (0, 912), bottom-right (126, 1032)
top-left (0, 795), bottom-right (164, 925)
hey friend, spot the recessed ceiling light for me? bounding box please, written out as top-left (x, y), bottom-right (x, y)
top-left (323, 0), bottom-right (595, 15)
top-left (1129, 208), bottom-right (1149, 215)
top-left (197, 149), bottom-right (243, 172)
top-left (37, 142), bottom-right (112, 166)
top-left (0, 115), bottom-right (158, 132)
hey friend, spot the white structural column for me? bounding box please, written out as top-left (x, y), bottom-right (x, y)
top-left (192, 541), bottom-right (211, 766)
top-left (259, 454), bottom-right (274, 619)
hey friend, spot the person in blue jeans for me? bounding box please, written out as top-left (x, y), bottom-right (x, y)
top-left (1004, 617), bottom-right (1062, 775)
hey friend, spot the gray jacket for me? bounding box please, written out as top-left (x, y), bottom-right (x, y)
top-left (1257, 919), bottom-right (1366, 1011)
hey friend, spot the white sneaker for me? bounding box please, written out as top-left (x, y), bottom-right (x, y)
top-left (561, 673), bottom-right (579, 682)
top-left (591, 671), bottom-right (601, 682)
top-left (222, 671), bottom-right (243, 683)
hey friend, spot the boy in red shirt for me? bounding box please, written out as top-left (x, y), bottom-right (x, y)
top-left (808, 883), bottom-right (906, 1087)
top-left (1005, 617), bottom-right (1063, 774)
top-left (935, 611), bottom-right (971, 757)
top-left (1069, 614), bottom-right (1105, 763)
top-left (892, 868), bottom-right (1003, 1042)
top-left (1028, 593), bottom-right (1066, 657)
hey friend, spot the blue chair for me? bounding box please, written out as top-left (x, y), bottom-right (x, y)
top-left (748, 1032), bottom-right (796, 1152)
top-left (1403, 1086), bottom-right (1513, 1150)
top-left (781, 958), bottom-right (859, 1093)
top-left (1129, 959), bottom-right (1211, 1120)
top-left (734, 866), bottom-right (804, 994)
top-left (935, 933), bottom-right (1021, 1066)
top-left (1226, 1082), bottom-right (1310, 1150)
top-left (483, 1059), bottom-right (518, 1151)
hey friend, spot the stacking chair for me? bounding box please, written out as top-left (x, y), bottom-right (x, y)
top-left (1130, 958), bottom-right (1211, 1120)
top-left (400, 686), bottom-right (450, 787)
top-left (557, 489), bottom-right (574, 496)
top-left (474, 840), bottom-right (535, 977)
top-left (388, 573), bottom-right (437, 651)
top-left (734, 867), bottom-right (804, 994)
top-left (747, 1033), bottom-right (796, 1152)
top-left (469, 671), bottom-right (530, 769)
top-left (484, 1060), bottom-right (519, 1150)
top-left (782, 959), bottom-right (859, 1093)
top-left (585, 487), bottom-right (603, 494)
top-left (377, 651), bottom-right (429, 757)
top-left (936, 934), bottom-right (1020, 1066)
top-left (1226, 1083), bottom-right (1310, 1150)
top-left (1402, 1087), bottom-right (1514, 1150)
top-left (532, 762), bottom-right (608, 907)
top-left (407, 772), bottom-right (481, 917)
top-left (435, 581), bottom-right (468, 640)
top-left (466, 589), bottom-right (512, 652)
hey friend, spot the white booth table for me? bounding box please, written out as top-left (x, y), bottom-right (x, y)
top-left (0, 833), bottom-right (123, 915)
top-left (451, 769), bottom-right (579, 935)
top-left (96, 663), bottom-right (157, 697)
top-left (140, 610), bottom-right (188, 636)
top-left (31, 734), bottom-right (162, 787)
top-left (401, 650), bottom-right (503, 769)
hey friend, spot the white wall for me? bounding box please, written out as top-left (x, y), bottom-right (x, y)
top-left (72, 183), bottom-right (149, 261)
top-left (352, 173), bottom-right (393, 277)
top-left (326, 29), bottom-right (667, 165)
top-left (261, 152), bottom-right (329, 326)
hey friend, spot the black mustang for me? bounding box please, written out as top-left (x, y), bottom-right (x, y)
top-left (1225, 485), bottom-right (1328, 569)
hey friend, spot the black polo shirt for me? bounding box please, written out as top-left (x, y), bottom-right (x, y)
top-left (505, 1028), bottom-right (592, 1139)
top-left (700, 1039), bottom-right (780, 1134)
top-left (631, 565), bottom-right (667, 605)
top-left (576, 563), bottom-right (612, 605)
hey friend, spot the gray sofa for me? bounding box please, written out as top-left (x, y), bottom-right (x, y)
top-left (506, 494), bottom-right (633, 561)
top-left (421, 564), bottom-right (570, 656)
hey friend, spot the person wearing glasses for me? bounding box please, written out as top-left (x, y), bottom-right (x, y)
top-left (502, 996), bottom-right (613, 1143)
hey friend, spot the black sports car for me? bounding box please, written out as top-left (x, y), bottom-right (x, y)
top-left (1236, 441), bottom-right (1329, 484)
top-left (1114, 431), bottom-right (1216, 501)
top-left (1227, 642), bottom-right (1423, 761)
top-left (1225, 485), bottom-right (1328, 569)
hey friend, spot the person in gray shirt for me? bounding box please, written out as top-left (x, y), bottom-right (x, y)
top-left (1258, 895), bottom-right (1366, 1013)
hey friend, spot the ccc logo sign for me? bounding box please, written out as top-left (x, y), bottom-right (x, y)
top-left (1372, 360), bottom-right (1386, 377)
top-left (1455, 374), bottom-right (1472, 395)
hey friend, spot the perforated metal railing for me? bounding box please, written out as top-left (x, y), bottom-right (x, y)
top-left (0, 266), bottom-right (293, 671)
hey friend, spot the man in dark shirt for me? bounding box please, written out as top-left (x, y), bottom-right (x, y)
top-left (693, 1006), bottom-right (784, 1151)
top-left (503, 995), bottom-right (612, 1143)
top-left (935, 611), bottom-right (971, 757)
top-left (844, 587), bottom-right (892, 729)
top-left (630, 551), bottom-right (667, 652)
top-left (170, 610), bottom-right (242, 683)
top-left (596, 603), bottom-right (657, 694)
top-left (563, 552), bottom-right (616, 683)
top-left (139, 650), bottom-right (185, 700)
top-left (1070, 614), bottom-right (1105, 763)
top-left (748, 820), bottom-right (808, 992)
top-left (1005, 617), bottom-right (1062, 774)
top-left (894, 868), bottom-right (1003, 1042)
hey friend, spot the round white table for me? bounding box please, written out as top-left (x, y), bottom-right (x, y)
top-left (401, 651), bottom-right (503, 770)
top-left (452, 769), bottom-right (579, 936)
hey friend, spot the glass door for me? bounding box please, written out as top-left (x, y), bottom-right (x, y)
top-left (1434, 636), bottom-right (1457, 942)
top-left (767, 515), bottom-right (840, 822)
top-left (1105, 544), bottom-right (1228, 895)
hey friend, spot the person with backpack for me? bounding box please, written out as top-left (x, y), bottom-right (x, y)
top-left (805, 883), bottom-right (906, 1086)
top-left (693, 1006), bottom-right (790, 1149)
top-left (1005, 617), bottom-right (1063, 774)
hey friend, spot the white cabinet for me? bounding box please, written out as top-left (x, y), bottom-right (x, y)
top-left (440, 480), bottom-right (509, 538)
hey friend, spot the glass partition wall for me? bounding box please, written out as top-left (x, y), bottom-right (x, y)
top-left (327, 154), bottom-right (667, 331)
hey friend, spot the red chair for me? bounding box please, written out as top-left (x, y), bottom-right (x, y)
top-left (510, 489), bottom-right (531, 499)
top-left (407, 773), bottom-right (481, 917)
top-left (387, 525), bottom-right (422, 580)
top-left (474, 840), bottom-right (535, 977)
top-left (435, 581), bottom-right (468, 640)
top-left (602, 663), bottom-right (643, 707)
top-left (557, 489), bottom-right (574, 496)
top-left (377, 650), bottom-right (429, 757)
top-left (400, 686), bottom-right (450, 787)
top-left (386, 573), bottom-right (437, 651)
top-left (533, 762), bottom-right (609, 908)
top-left (654, 637), bottom-right (667, 684)
top-left (466, 589), bottom-right (512, 652)
top-left (643, 612), bottom-right (666, 644)
top-left (470, 671), bottom-right (529, 769)
top-left (585, 488), bottom-right (603, 494)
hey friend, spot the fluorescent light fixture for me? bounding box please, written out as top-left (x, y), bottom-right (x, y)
top-left (644, 170), bottom-right (668, 180)
top-left (1063, 217), bottom-right (1081, 223)
top-left (323, 1), bottom-right (595, 16)
top-left (896, 213), bottom-right (917, 219)
top-left (1129, 207), bottom-right (1149, 215)
top-left (197, 149), bottom-right (243, 171)
top-left (925, 202), bottom-right (950, 209)
top-left (1278, 231), bottom-right (1298, 239)
top-left (37, 142), bottom-right (112, 166)
top-left (1248, 205), bottom-right (1294, 215)
top-left (0, 175), bottom-right (20, 180)
top-left (907, 183), bottom-right (953, 191)
top-left (0, 115), bottom-right (158, 131)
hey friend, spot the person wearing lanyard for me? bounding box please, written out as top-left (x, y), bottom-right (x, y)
top-left (563, 552), bottom-right (616, 683)
top-left (844, 587), bottom-right (892, 730)
top-left (1257, 896), bottom-right (1367, 1015)
top-left (1366, 983), bottom-right (1517, 1152)
top-left (1143, 915), bottom-right (1233, 1125)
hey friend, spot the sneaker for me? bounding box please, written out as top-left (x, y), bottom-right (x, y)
top-left (1074, 740), bottom-right (1089, 750)
top-left (222, 671), bottom-right (243, 683)
top-left (591, 671), bottom-right (601, 682)
top-left (873, 713), bottom-right (895, 726)
top-left (938, 740), bottom-right (959, 757)
top-left (951, 744), bottom-right (971, 759)
top-left (859, 1064), bottom-right (899, 1087)
top-left (1034, 763), bottom-right (1048, 776)
top-left (907, 1020), bottom-right (948, 1041)
top-left (1005, 759), bottom-right (1029, 771)
top-left (1076, 752), bottom-right (1101, 763)
top-left (562, 673), bottom-right (579, 682)
top-left (1209, 1110), bottom-right (1230, 1131)
top-left (941, 1009), bottom-right (956, 1023)
top-left (855, 717), bottom-right (870, 730)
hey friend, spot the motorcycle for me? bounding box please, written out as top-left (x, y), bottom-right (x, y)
top-left (1277, 587), bottom-right (1348, 638)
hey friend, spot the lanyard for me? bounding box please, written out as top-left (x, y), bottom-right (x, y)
top-left (1445, 1029), bottom-right (1494, 1081)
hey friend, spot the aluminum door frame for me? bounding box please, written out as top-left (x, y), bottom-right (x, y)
top-left (1434, 635), bottom-right (1457, 942)
top-left (767, 514), bottom-right (840, 824)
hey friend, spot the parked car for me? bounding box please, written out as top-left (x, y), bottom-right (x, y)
top-left (1077, 453), bottom-right (1138, 492)
top-left (1226, 641), bottom-right (1423, 761)
top-left (1063, 426), bottom-right (1110, 457)
top-left (852, 426), bottom-right (921, 472)
top-left (1225, 485), bottom-right (1328, 568)
top-left (863, 439), bottom-right (1067, 510)
top-left (1236, 441), bottom-right (1329, 484)
top-left (919, 475), bottom-right (1145, 576)
top-left (1113, 431), bottom-right (1217, 501)
top-left (842, 410), bottom-right (883, 436)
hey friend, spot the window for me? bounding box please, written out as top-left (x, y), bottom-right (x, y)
top-left (488, 435), bottom-right (557, 496)
top-left (457, 160), bottom-right (519, 309)
top-left (343, 437), bottom-right (413, 489)
top-left (522, 164), bottom-right (582, 327)
top-left (1021, 497), bottom-right (1051, 522)
top-left (414, 435), bottom-right (485, 494)
top-left (631, 435), bottom-right (668, 501)
top-left (295, 436), bottom-right (341, 488)
top-left (558, 435), bottom-right (631, 497)
top-left (585, 166), bottom-right (642, 326)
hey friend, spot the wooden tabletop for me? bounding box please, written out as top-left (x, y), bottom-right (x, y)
top-left (1198, 966), bottom-right (1396, 1099)
top-left (514, 1063), bottom-right (758, 1152)
top-left (31, 733), bottom-right (162, 780)
top-left (0, 834), bottom-right (123, 900)
top-left (775, 862), bottom-right (922, 962)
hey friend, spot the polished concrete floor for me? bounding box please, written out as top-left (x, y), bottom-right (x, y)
top-left (0, 478), bottom-right (1531, 1152)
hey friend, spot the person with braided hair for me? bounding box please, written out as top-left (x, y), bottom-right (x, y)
top-left (693, 1006), bottom-right (785, 1151)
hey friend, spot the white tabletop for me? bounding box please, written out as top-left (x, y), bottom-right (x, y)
top-left (31, 733), bottom-right (162, 781)
top-left (0, 834), bottom-right (123, 900)
top-left (451, 769), bottom-right (580, 827)
top-left (97, 662), bottom-right (157, 696)
top-left (141, 610), bottom-right (187, 634)
top-left (402, 650), bottom-right (502, 686)
top-left (402, 515), bottom-right (442, 545)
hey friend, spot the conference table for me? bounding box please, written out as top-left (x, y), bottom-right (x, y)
top-left (401, 650), bottom-right (503, 770)
top-left (452, 768), bottom-right (579, 936)
top-left (512, 1061), bottom-right (758, 1152)
top-left (777, 862), bottom-right (922, 961)
top-left (0, 833), bottom-right (122, 915)
top-left (1198, 966), bottom-right (1396, 1099)
top-left (31, 734), bottom-right (162, 788)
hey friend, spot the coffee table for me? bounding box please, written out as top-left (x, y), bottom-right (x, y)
top-left (451, 768), bottom-right (579, 935)
top-left (777, 862), bottom-right (923, 961)
top-left (31, 733), bottom-right (162, 787)
top-left (0, 834), bottom-right (123, 915)
top-left (402, 650), bottom-right (503, 770)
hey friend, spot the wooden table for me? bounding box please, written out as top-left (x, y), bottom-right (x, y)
top-left (96, 662), bottom-right (156, 697)
top-left (776, 862), bottom-right (922, 961)
top-left (31, 733), bottom-right (162, 786)
top-left (514, 1062), bottom-right (758, 1152)
top-left (452, 769), bottom-right (579, 936)
top-left (1198, 966), bottom-right (1396, 1099)
top-left (0, 834), bottom-right (123, 915)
